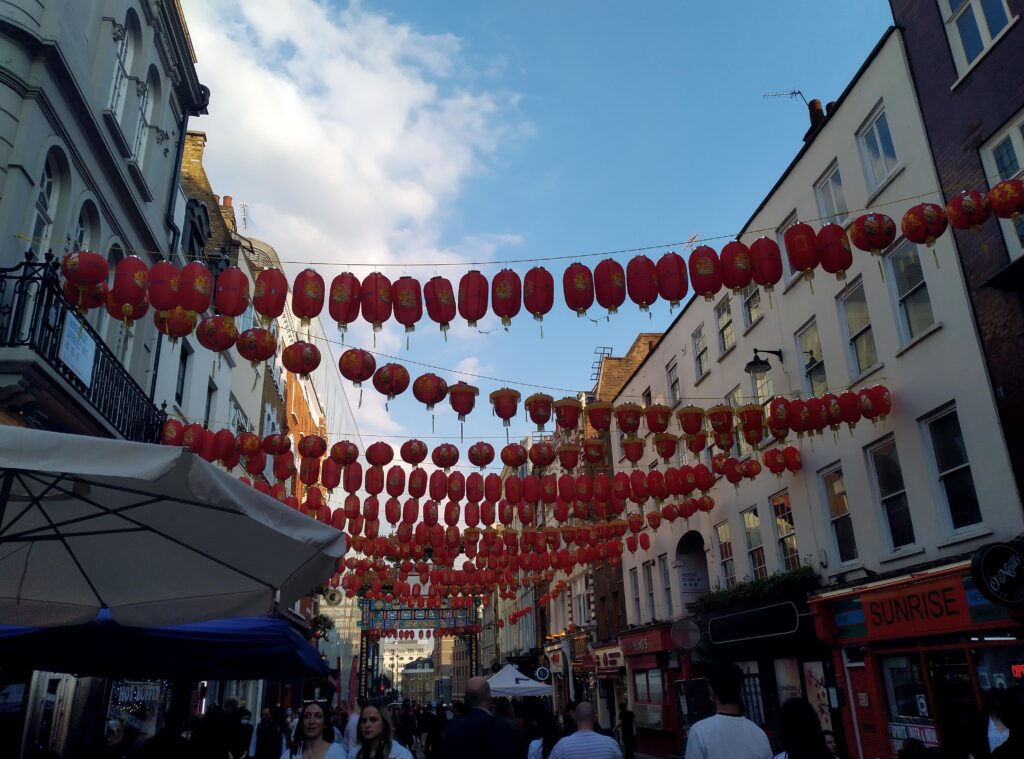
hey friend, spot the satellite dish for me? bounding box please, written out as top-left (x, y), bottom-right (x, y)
top-left (670, 617), bottom-right (702, 651)
top-left (325, 589), bottom-right (343, 606)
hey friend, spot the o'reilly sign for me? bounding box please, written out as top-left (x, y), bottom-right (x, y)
top-left (972, 540), bottom-right (1024, 607)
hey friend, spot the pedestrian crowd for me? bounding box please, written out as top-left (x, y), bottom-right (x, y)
top-left (108, 662), bottom-right (1024, 759)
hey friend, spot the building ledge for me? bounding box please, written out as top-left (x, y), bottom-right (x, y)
top-left (102, 109), bottom-right (133, 158)
top-left (894, 322), bottom-right (944, 358)
top-left (127, 159), bottom-right (155, 202)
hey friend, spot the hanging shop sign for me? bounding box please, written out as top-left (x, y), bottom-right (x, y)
top-left (971, 540), bottom-right (1024, 608)
top-left (358, 599), bottom-right (472, 631)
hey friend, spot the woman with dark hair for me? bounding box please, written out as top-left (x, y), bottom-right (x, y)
top-left (281, 701), bottom-right (345, 758)
top-left (347, 703), bottom-right (413, 759)
top-left (527, 708), bottom-right (562, 759)
top-left (773, 698), bottom-right (833, 759)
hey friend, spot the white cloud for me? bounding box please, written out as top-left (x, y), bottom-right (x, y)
top-left (181, 0), bottom-right (525, 272)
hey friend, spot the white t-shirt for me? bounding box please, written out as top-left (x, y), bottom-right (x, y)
top-left (684, 714), bottom-right (772, 759)
top-left (280, 743), bottom-right (347, 759)
top-left (345, 741), bottom-right (414, 759)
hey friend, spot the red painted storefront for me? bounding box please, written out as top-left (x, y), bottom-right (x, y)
top-left (622, 622), bottom-right (683, 756)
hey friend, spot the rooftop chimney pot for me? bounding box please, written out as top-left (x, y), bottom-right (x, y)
top-left (223, 195), bottom-right (233, 207)
top-left (808, 99), bottom-right (825, 128)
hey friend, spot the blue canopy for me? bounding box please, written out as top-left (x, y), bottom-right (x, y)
top-left (0, 609), bottom-right (327, 679)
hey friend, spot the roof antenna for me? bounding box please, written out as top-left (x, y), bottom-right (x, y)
top-left (763, 89), bottom-right (808, 105)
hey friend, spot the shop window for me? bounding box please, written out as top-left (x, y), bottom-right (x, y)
top-left (797, 320), bottom-right (827, 396)
top-left (715, 521), bottom-right (736, 589)
top-left (927, 407), bottom-right (982, 531)
top-left (823, 466), bottom-right (858, 564)
top-left (881, 654), bottom-right (938, 751)
top-left (869, 438), bottom-right (916, 550)
top-left (742, 507), bottom-right (767, 580)
top-left (772, 491), bottom-right (800, 572)
top-left (633, 669), bottom-right (664, 704)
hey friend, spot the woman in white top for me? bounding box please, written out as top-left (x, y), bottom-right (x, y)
top-left (346, 703), bottom-right (413, 759)
top-left (280, 701), bottom-right (346, 759)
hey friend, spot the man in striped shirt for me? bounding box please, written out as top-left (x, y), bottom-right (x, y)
top-left (549, 702), bottom-right (622, 759)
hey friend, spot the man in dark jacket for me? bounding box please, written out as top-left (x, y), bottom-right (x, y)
top-left (441, 677), bottom-right (526, 759)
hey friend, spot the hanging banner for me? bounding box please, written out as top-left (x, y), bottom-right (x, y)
top-left (358, 599), bottom-right (474, 631)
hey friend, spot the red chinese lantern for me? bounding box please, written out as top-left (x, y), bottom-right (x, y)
top-left (235, 327), bottom-right (276, 366)
top-left (196, 315), bottom-right (238, 353)
top-left (720, 241), bottom-right (753, 294)
top-left (525, 393), bottom-right (553, 431)
top-left (448, 381), bottom-right (478, 422)
top-left (400, 439), bottom-right (427, 466)
top-left (299, 457), bottom-right (320, 486)
top-left (214, 266), bottom-right (249, 320)
top-left (182, 423), bottom-right (204, 454)
top-left (861, 384), bottom-right (892, 421)
top-left (644, 404), bottom-right (672, 434)
top-left (783, 446), bottom-right (802, 473)
top-left (784, 222), bottom-right (819, 284)
top-left (424, 276), bottom-right (456, 335)
top-left (153, 305), bottom-right (195, 340)
top-left (161, 419), bottom-right (185, 446)
top-left (322, 458), bottom-right (342, 491)
top-left (946, 190), bottom-right (991, 231)
top-left (282, 341), bottom-right (321, 377)
top-left (360, 272), bottom-right (393, 332)
top-left (816, 224), bottom-right (853, 281)
top-left (253, 268), bottom-right (288, 324)
top-left (553, 397), bottom-right (582, 432)
top-left (328, 272), bottom-right (361, 334)
top-left (562, 262), bottom-right (594, 316)
top-left (621, 436), bottom-right (645, 468)
top-left (901, 203), bottom-right (948, 247)
top-left (706, 405), bottom-right (734, 434)
top-left (554, 444), bottom-right (579, 472)
top-left (298, 435), bottom-right (327, 460)
top-left (989, 178), bottom-right (1024, 220)
top-left (529, 442), bottom-right (555, 469)
top-left (523, 266), bottom-right (554, 325)
top-left (849, 213), bottom-right (897, 256)
top-left (391, 276), bottom-right (423, 335)
top-left (805, 397), bottom-right (829, 436)
top-left (458, 270), bottom-right (489, 328)
top-left (821, 392), bottom-right (844, 432)
top-left (582, 438), bottom-right (605, 466)
top-left (656, 251), bottom-right (688, 307)
top-left (371, 363), bottom-right (410, 400)
top-left (291, 268), bottom-right (324, 326)
top-left (386, 466), bottom-right (405, 498)
top-left (111, 255), bottom-right (149, 315)
top-left (693, 464), bottom-right (714, 492)
top-left (500, 443), bottom-right (527, 469)
top-left (490, 388), bottom-right (521, 427)
top-left (626, 255), bottom-right (659, 311)
top-left (105, 290), bottom-right (147, 324)
top-left (750, 237), bottom-right (783, 294)
top-left (837, 391), bottom-right (861, 431)
top-left (245, 452), bottom-right (267, 477)
top-left (339, 348), bottom-right (376, 387)
top-left (146, 264), bottom-right (184, 327)
top-left (274, 451), bottom-right (296, 481)
top-left (491, 268), bottom-right (521, 327)
top-left (366, 441), bottom-right (394, 468)
top-left (688, 246), bottom-right (722, 301)
top-left (468, 441), bottom-right (495, 470)
top-left (764, 448), bottom-right (786, 475)
top-left (594, 258), bottom-right (626, 314)
top-left (653, 433), bottom-right (678, 462)
top-left (742, 459), bottom-right (762, 480)
top-left (676, 405), bottom-right (705, 437)
top-left (413, 373), bottom-right (448, 411)
top-left (408, 469), bottom-right (427, 499)
top-left (62, 250), bottom-right (109, 290)
top-left (638, 533), bottom-right (651, 552)
top-left (262, 434), bottom-right (291, 456)
top-left (432, 443), bottom-right (459, 471)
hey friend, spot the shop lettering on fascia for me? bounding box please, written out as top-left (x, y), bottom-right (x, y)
top-left (809, 561), bottom-right (1020, 758)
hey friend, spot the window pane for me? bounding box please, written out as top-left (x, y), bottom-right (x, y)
top-left (884, 493), bottom-right (916, 548)
top-left (634, 671), bottom-right (648, 702)
top-left (872, 442), bottom-right (906, 498)
top-left (853, 329), bottom-right (878, 373)
top-left (781, 535), bottom-right (800, 571)
top-left (944, 468), bottom-right (983, 529)
top-left (834, 514), bottom-right (859, 563)
top-left (799, 322), bottom-right (821, 360)
top-left (648, 669), bottom-right (663, 703)
top-left (809, 364), bottom-right (828, 397)
top-left (864, 129), bottom-right (885, 186)
top-left (875, 112), bottom-right (898, 173)
top-left (929, 412), bottom-right (969, 472)
top-left (992, 136), bottom-right (1020, 181)
top-left (743, 509), bottom-right (762, 549)
top-left (891, 243), bottom-right (925, 298)
top-left (844, 285), bottom-right (871, 334)
top-left (956, 6), bottom-right (985, 63)
top-left (750, 546), bottom-right (767, 579)
top-left (773, 494), bottom-right (794, 535)
top-left (825, 471), bottom-right (850, 520)
top-left (904, 286), bottom-right (935, 338)
top-left (980, 0), bottom-right (1009, 37)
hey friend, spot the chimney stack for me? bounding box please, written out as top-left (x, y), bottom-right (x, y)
top-left (223, 195), bottom-right (233, 207)
top-left (825, 101), bottom-right (837, 115)
top-left (807, 99), bottom-right (825, 128)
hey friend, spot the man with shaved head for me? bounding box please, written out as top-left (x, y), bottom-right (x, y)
top-left (441, 675), bottom-right (526, 758)
top-left (548, 702), bottom-right (622, 759)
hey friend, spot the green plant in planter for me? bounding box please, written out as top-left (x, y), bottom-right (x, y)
top-left (694, 565), bottom-right (821, 615)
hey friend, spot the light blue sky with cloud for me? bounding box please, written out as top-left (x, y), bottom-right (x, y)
top-left (182, 0), bottom-right (894, 453)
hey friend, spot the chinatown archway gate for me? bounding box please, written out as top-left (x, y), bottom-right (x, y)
top-left (356, 599), bottom-right (481, 700)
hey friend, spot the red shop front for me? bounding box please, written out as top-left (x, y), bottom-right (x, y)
top-left (810, 560), bottom-right (1022, 759)
top-left (622, 622), bottom-right (684, 756)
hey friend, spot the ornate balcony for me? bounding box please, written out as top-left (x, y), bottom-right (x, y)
top-left (0, 252), bottom-right (165, 442)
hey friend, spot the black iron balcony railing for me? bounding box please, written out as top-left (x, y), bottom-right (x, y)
top-left (0, 252), bottom-right (165, 443)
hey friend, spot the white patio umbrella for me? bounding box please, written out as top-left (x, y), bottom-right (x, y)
top-left (0, 425), bottom-right (347, 626)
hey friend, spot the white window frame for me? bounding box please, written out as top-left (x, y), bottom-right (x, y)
top-left (980, 107), bottom-right (1024, 261)
top-left (692, 324), bottom-right (709, 381)
top-left (742, 507), bottom-right (767, 580)
top-left (726, 385), bottom-right (750, 458)
top-left (771, 491), bottom-right (800, 572)
top-left (132, 76), bottom-right (153, 165)
top-left (939, 0), bottom-right (1016, 77)
top-left (776, 211), bottom-right (798, 281)
top-left (741, 283), bottom-right (762, 330)
top-left (642, 561), bottom-right (656, 620)
top-left (857, 104), bottom-right (899, 193)
top-left (715, 297), bottom-right (735, 354)
top-left (715, 521), bottom-right (736, 589)
top-left (796, 320), bottom-right (827, 396)
top-left (666, 360), bottom-right (680, 406)
top-left (30, 157), bottom-right (59, 255)
top-left (821, 464), bottom-right (859, 565)
top-left (109, 20), bottom-right (135, 118)
top-left (815, 160), bottom-right (848, 226)
top-left (629, 567), bottom-right (641, 622)
top-left (886, 240), bottom-right (936, 344)
top-left (924, 405), bottom-right (984, 533)
top-left (658, 553), bottom-right (672, 617)
top-left (838, 278), bottom-right (879, 379)
top-left (867, 437), bottom-right (917, 551)
top-left (642, 386), bottom-right (653, 408)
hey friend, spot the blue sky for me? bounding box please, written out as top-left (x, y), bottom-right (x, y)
top-left (184, 0), bottom-right (894, 454)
